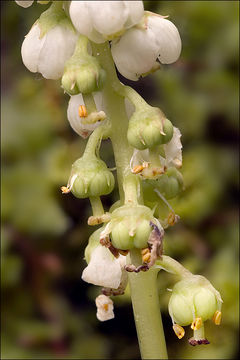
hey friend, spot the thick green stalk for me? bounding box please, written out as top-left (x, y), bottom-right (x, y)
top-left (91, 41), bottom-right (168, 359)
top-left (129, 249), bottom-right (168, 359)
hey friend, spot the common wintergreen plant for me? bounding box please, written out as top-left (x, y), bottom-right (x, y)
top-left (16, 1), bottom-right (223, 358)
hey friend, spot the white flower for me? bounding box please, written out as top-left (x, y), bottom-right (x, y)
top-left (130, 127), bottom-right (182, 171)
top-left (15, 0), bottom-right (34, 7)
top-left (111, 13), bottom-right (181, 80)
top-left (21, 22), bottom-right (77, 80)
top-left (95, 294), bottom-right (114, 321)
top-left (67, 93), bottom-right (106, 138)
top-left (69, 1), bottom-right (144, 43)
top-left (82, 245), bottom-right (126, 289)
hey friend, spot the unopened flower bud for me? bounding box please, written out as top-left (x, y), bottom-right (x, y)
top-left (127, 107), bottom-right (173, 150)
top-left (143, 167), bottom-right (183, 202)
top-left (67, 155), bottom-right (115, 199)
top-left (62, 50), bottom-right (106, 95)
top-left (168, 275), bottom-right (222, 327)
top-left (101, 204), bottom-right (156, 251)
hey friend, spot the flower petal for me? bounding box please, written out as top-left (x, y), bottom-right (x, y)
top-left (81, 245), bottom-right (125, 289)
top-left (164, 127), bottom-right (182, 168)
top-left (95, 294), bottom-right (114, 321)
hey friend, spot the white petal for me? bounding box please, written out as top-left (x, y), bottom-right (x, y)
top-left (38, 25), bottom-right (77, 80)
top-left (69, 1), bottom-right (93, 37)
top-left (148, 16), bottom-right (182, 64)
top-left (111, 27), bottom-right (157, 81)
top-left (21, 23), bottom-right (44, 73)
top-left (67, 93), bottom-right (104, 138)
top-left (130, 149), bottom-right (150, 170)
top-left (89, 1), bottom-right (128, 36)
top-left (81, 246), bottom-right (124, 289)
top-left (164, 127), bottom-right (182, 167)
top-left (95, 294), bottom-right (114, 321)
top-left (15, 0), bottom-right (34, 8)
top-left (123, 1), bottom-right (144, 28)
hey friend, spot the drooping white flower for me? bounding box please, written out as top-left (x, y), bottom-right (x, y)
top-left (111, 13), bottom-right (182, 81)
top-left (82, 245), bottom-right (126, 289)
top-left (67, 93), bottom-right (106, 138)
top-left (95, 294), bottom-right (114, 321)
top-left (15, 0), bottom-right (34, 7)
top-left (69, 1), bottom-right (144, 43)
top-left (21, 11), bottom-right (77, 79)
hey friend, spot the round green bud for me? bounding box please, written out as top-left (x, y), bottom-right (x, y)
top-left (127, 107), bottom-right (173, 150)
top-left (70, 156), bottom-right (115, 199)
top-left (111, 222), bottom-right (134, 250)
top-left (133, 220), bottom-right (152, 248)
top-left (109, 204), bottom-right (153, 250)
top-left (62, 54), bottom-right (106, 95)
top-left (168, 276), bottom-right (221, 326)
top-left (142, 167), bottom-right (183, 201)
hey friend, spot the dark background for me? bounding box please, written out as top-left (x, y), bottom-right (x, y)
top-left (1, 1), bottom-right (239, 359)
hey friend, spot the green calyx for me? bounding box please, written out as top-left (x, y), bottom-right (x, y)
top-left (69, 155), bottom-right (114, 199)
top-left (37, 1), bottom-right (74, 39)
top-left (127, 106), bottom-right (173, 150)
top-left (168, 275), bottom-right (222, 326)
top-left (142, 167), bottom-right (184, 201)
top-left (62, 36), bottom-right (106, 95)
top-left (84, 228), bottom-right (103, 264)
top-left (109, 204), bottom-right (153, 250)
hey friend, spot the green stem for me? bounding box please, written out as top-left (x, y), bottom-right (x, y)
top-left (128, 249), bottom-right (168, 359)
top-left (89, 196), bottom-right (104, 216)
top-left (123, 174), bottom-right (140, 205)
top-left (155, 255), bottom-right (192, 278)
top-left (82, 93), bottom-right (97, 113)
top-left (113, 82), bottom-right (149, 110)
top-left (83, 124), bottom-right (109, 158)
top-left (91, 41), bottom-right (133, 201)
top-left (91, 41), bottom-right (168, 359)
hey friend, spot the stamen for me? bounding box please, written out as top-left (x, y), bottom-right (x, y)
top-left (141, 248), bottom-right (151, 263)
top-left (61, 186), bottom-right (71, 194)
top-left (173, 324), bottom-right (185, 339)
top-left (78, 105), bottom-right (88, 118)
top-left (88, 213), bottom-right (111, 226)
top-left (191, 317), bottom-right (202, 330)
top-left (212, 310), bottom-right (222, 325)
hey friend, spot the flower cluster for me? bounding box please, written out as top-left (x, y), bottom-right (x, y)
top-left (16, 0), bottom-right (222, 348)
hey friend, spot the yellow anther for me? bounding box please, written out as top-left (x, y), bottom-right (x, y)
top-left (191, 317), bottom-right (202, 331)
top-left (88, 214), bottom-right (111, 226)
top-left (78, 105), bottom-right (88, 118)
top-left (173, 324), bottom-right (185, 339)
top-left (103, 303), bottom-right (109, 312)
top-left (167, 211), bottom-right (176, 226)
top-left (212, 310), bottom-right (222, 325)
top-left (61, 186), bottom-right (70, 194)
top-left (132, 162), bottom-right (149, 174)
top-left (141, 248), bottom-right (151, 263)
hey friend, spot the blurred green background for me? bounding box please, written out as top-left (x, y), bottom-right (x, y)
top-left (1, 1), bottom-right (239, 359)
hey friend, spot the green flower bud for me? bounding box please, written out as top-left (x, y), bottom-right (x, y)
top-left (168, 275), bottom-right (222, 327)
top-left (68, 155), bottom-right (114, 199)
top-left (101, 204), bottom-right (154, 250)
top-left (127, 106), bottom-right (173, 150)
top-left (143, 167), bottom-right (183, 202)
top-left (62, 36), bottom-right (106, 95)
